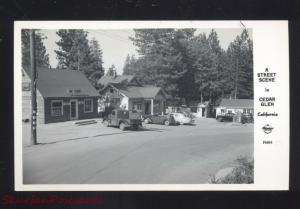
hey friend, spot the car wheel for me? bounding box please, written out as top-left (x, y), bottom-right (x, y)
top-left (102, 120), bottom-right (109, 127)
top-left (119, 122), bottom-right (126, 131)
top-left (144, 118), bottom-right (151, 124)
top-left (132, 124), bottom-right (139, 131)
top-left (164, 120), bottom-right (170, 126)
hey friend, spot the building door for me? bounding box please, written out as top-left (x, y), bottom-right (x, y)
top-left (202, 108), bottom-right (205, 117)
top-left (70, 100), bottom-right (78, 120)
top-left (145, 102), bottom-right (151, 115)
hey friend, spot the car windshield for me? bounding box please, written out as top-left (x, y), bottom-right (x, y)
top-left (182, 112), bottom-right (190, 117)
top-left (117, 110), bottom-right (129, 118)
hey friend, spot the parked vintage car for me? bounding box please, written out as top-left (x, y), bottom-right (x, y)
top-left (241, 113), bottom-right (254, 124)
top-left (103, 109), bottom-right (142, 130)
top-left (142, 114), bottom-right (176, 126)
top-left (216, 113), bottom-right (234, 122)
top-left (170, 112), bottom-right (195, 125)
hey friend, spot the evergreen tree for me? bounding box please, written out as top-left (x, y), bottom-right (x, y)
top-left (218, 50), bottom-right (232, 98)
top-left (189, 33), bottom-right (218, 103)
top-left (55, 29), bottom-right (91, 71)
top-left (207, 29), bottom-right (227, 103)
top-left (227, 29), bottom-right (253, 99)
top-left (123, 54), bottom-right (132, 75)
top-left (129, 28), bottom-right (253, 104)
top-left (208, 29), bottom-right (222, 55)
top-left (130, 29), bottom-right (196, 102)
top-left (130, 29), bottom-right (175, 56)
top-left (88, 38), bottom-right (104, 86)
top-left (130, 29), bottom-right (176, 89)
top-left (106, 64), bottom-right (117, 76)
top-left (123, 54), bottom-right (138, 75)
top-left (22, 29), bottom-right (50, 68)
top-left (172, 29), bottom-right (197, 103)
top-left (55, 30), bottom-right (104, 87)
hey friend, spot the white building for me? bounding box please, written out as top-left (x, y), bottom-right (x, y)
top-left (192, 101), bottom-right (210, 118)
top-left (216, 99), bottom-right (254, 117)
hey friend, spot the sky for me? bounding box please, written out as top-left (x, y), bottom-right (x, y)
top-left (41, 28), bottom-right (252, 75)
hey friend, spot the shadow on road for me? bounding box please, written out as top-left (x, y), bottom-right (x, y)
top-left (29, 127), bottom-right (167, 146)
top-left (134, 127), bottom-right (167, 132)
top-left (182, 123), bottom-right (197, 126)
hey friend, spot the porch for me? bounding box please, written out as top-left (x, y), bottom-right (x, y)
top-left (129, 98), bottom-right (165, 115)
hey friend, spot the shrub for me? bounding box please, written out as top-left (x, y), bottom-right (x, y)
top-left (209, 156), bottom-right (254, 184)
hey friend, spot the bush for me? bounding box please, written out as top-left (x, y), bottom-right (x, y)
top-left (209, 156), bottom-right (254, 184)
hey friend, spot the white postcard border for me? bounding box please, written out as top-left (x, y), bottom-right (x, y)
top-left (14, 20), bottom-right (289, 191)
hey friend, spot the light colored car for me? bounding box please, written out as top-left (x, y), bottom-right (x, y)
top-left (170, 113), bottom-right (194, 125)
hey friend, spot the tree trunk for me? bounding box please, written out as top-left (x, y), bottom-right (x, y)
top-left (77, 50), bottom-right (80, 71)
top-left (234, 55), bottom-right (239, 99)
top-left (200, 92), bottom-right (203, 103)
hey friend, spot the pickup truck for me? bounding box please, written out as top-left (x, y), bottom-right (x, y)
top-left (103, 109), bottom-right (142, 130)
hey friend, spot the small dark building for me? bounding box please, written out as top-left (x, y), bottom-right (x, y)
top-left (22, 67), bottom-right (99, 124)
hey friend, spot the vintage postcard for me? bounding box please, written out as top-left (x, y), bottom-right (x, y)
top-left (14, 21), bottom-right (289, 190)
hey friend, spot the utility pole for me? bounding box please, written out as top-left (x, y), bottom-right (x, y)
top-left (30, 29), bottom-right (37, 145)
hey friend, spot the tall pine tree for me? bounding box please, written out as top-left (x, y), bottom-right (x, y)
top-left (130, 28), bottom-right (197, 102)
top-left (106, 64), bottom-right (117, 76)
top-left (123, 54), bottom-right (138, 75)
top-left (22, 29), bottom-right (50, 68)
top-left (227, 29), bottom-right (253, 99)
top-left (55, 29), bottom-right (90, 71)
top-left (128, 28), bottom-right (253, 104)
top-left (55, 30), bottom-right (104, 87)
top-left (207, 29), bottom-right (227, 103)
top-left (189, 33), bottom-right (218, 103)
top-left (88, 38), bottom-right (104, 87)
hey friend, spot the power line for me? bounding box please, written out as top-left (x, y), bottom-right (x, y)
top-left (89, 30), bottom-right (131, 45)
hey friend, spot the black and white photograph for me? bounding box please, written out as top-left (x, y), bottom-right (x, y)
top-left (14, 21), bottom-right (289, 190)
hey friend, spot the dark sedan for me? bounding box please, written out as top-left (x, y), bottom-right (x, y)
top-left (142, 114), bottom-right (176, 126)
top-left (216, 113), bottom-right (234, 122)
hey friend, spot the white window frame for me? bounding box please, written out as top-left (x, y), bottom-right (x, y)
top-left (84, 99), bottom-right (93, 113)
top-left (51, 100), bottom-right (63, 117)
top-left (133, 103), bottom-right (142, 111)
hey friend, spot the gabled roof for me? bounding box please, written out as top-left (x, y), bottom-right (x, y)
top-left (218, 99), bottom-right (254, 108)
top-left (97, 75), bottom-right (137, 86)
top-left (23, 66), bottom-right (99, 98)
top-left (104, 83), bottom-right (166, 99)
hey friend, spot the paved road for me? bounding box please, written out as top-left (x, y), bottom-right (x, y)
top-left (23, 118), bottom-right (253, 184)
